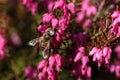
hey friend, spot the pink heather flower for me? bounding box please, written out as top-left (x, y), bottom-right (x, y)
top-left (47, 67), bottom-right (57, 80)
top-left (37, 25), bottom-right (48, 35)
top-left (0, 35), bottom-right (6, 49)
top-left (111, 11), bottom-right (120, 19)
top-left (0, 49), bottom-right (6, 60)
top-left (74, 52), bottom-right (82, 62)
top-left (109, 63), bottom-right (120, 78)
top-left (115, 45), bottom-right (120, 53)
top-left (53, 0), bottom-right (65, 10)
top-left (76, 12), bottom-right (85, 23)
top-left (116, 65), bottom-right (120, 77)
top-left (47, 1), bottom-right (54, 11)
top-left (54, 54), bottom-right (64, 66)
top-left (82, 56), bottom-right (89, 67)
top-left (110, 64), bottom-right (116, 73)
top-left (81, 0), bottom-right (90, 11)
top-left (59, 17), bottom-right (67, 31)
top-left (89, 47), bottom-right (98, 56)
top-left (67, 2), bottom-right (76, 14)
top-left (21, 0), bottom-right (33, 5)
top-left (77, 77), bottom-right (82, 80)
top-left (37, 60), bottom-right (48, 70)
top-left (87, 66), bottom-right (92, 78)
top-left (24, 66), bottom-right (37, 80)
top-left (49, 55), bottom-right (56, 68)
top-left (83, 19), bottom-right (92, 28)
top-left (90, 46), bottom-right (112, 67)
top-left (38, 72), bottom-right (47, 80)
top-left (86, 6), bottom-right (97, 17)
top-left (42, 13), bottom-right (54, 23)
top-left (56, 65), bottom-right (61, 72)
top-left (81, 66), bottom-right (87, 75)
top-left (102, 46), bottom-right (112, 59)
top-left (0, 29), bottom-right (6, 60)
top-left (10, 32), bottom-right (22, 47)
top-left (74, 47), bottom-right (84, 62)
top-left (30, 2), bottom-right (38, 15)
top-left (42, 66), bottom-right (48, 75)
top-left (51, 18), bottom-right (58, 30)
top-left (111, 10), bottom-right (120, 37)
top-left (21, 0), bottom-right (38, 15)
top-left (55, 32), bottom-right (62, 43)
top-left (96, 50), bottom-right (102, 60)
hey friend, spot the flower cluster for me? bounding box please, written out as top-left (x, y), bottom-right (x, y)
top-left (37, 54), bottom-right (64, 80)
top-left (0, 27), bottom-right (7, 60)
top-left (72, 46), bottom-right (91, 79)
top-left (21, 0), bottom-right (120, 79)
top-left (89, 46), bottom-right (112, 67)
top-left (111, 10), bottom-right (120, 37)
top-left (21, 0), bottom-right (38, 15)
top-left (24, 66), bottom-right (37, 80)
top-left (76, 0), bottom-right (97, 28)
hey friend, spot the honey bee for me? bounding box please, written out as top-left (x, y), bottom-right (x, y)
top-left (28, 28), bottom-right (55, 59)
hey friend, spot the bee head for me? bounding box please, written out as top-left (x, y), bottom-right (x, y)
top-left (44, 34), bottom-right (51, 40)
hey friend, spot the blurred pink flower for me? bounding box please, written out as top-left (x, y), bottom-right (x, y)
top-left (87, 66), bottom-right (92, 78)
top-left (111, 10), bottom-right (120, 37)
top-left (42, 13), bottom-right (54, 23)
top-left (86, 6), bottom-right (97, 17)
top-left (76, 12), bottom-right (85, 23)
top-left (83, 19), bottom-right (92, 28)
top-left (24, 66), bottom-right (37, 80)
top-left (51, 18), bottom-right (58, 30)
top-left (53, 0), bottom-right (65, 10)
top-left (67, 2), bottom-right (76, 14)
top-left (37, 59), bottom-right (48, 70)
top-left (82, 56), bottom-right (89, 67)
top-left (54, 54), bottom-right (64, 66)
top-left (49, 55), bottom-right (56, 68)
top-left (21, 0), bottom-right (38, 15)
top-left (0, 29), bottom-right (6, 60)
top-left (111, 11), bottom-right (120, 19)
top-left (74, 47), bottom-right (84, 62)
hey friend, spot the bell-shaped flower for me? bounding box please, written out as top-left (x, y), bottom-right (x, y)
top-left (42, 13), bottom-right (54, 23)
top-left (82, 56), bottom-right (89, 67)
top-left (89, 47), bottom-right (98, 56)
top-left (24, 66), bottom-right (37, 80)
top-left (51, 18), bottom-right (58, 29)
top-left (111, 11), bottom-right (120, 19)
top-left (67, 2), bottom-right (76, 14)
top-left (49, 55), bottom-right (56, 68)
top-left (37, 60), bottom-right (48, 70)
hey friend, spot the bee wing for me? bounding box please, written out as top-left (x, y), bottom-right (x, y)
top-left (42, 42), bottom-right (50, 59)
top-left (28, 37), bottom-right (40, 46)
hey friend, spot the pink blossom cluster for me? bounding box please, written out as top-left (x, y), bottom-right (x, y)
top-left (0, 28), bottom-right (7, 60)
top-left (37, 0), bottom-right (76, 48)
top-left (108, 45), bottom-right (120, 77)
top-left (24, 0), bottom-right (120, 79)
top-left (21, 0), bottom-right (38, 15)
top-left (111, 10), bottom-right (120, 37)
top-left (114, 45), bottom-right (120, 59)
top-left (109, 62), bottom-right (120, 77)
top-left (37, 54), bottom-right (64, 80)
top-left (72, 46), bottom-right (91, 79)
top-left (24, 66), bottom-right (37, 80)
top-left (89, 46), bottom-right (112, 67)
top-left (76, 0), bottom-right (97, 28)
